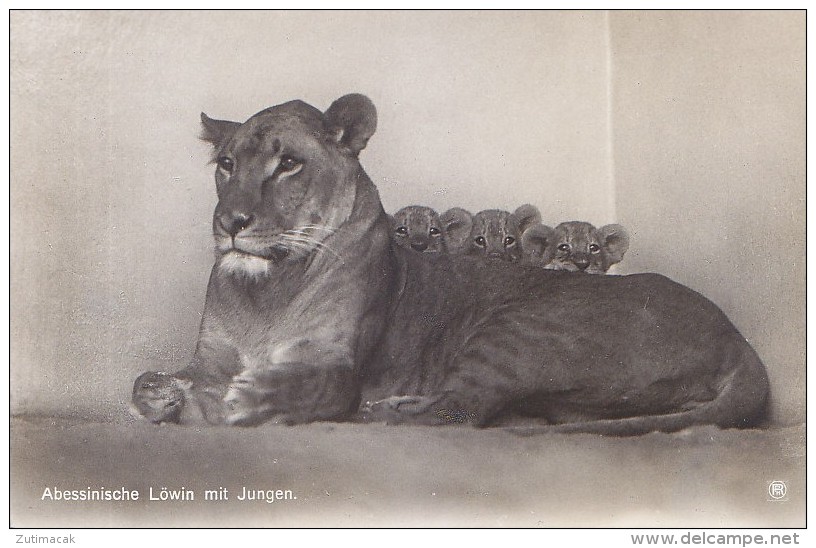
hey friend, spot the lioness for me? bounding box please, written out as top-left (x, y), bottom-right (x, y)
top-left (132, 94), bottom-right (769, 435)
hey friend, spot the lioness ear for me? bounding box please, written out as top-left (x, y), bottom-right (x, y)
top-left (598, 224), bottom-right (630, 265)
top-left (200, 113), bottom-right (241, 156)
top-left (513, 204), bottom-right (542, 235)
top-left (439, 208), bottom-right (473, 253)
top-left (521, 224), bottom-right (554, 261)
top-left (323, 94), bottom-right (378, 156)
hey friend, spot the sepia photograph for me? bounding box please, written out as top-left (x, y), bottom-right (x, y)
top-left (8, 9), bottom-right (806, 531)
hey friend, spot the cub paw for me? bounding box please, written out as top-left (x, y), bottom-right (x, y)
top-left (131, 372), bottom-right (188, 424)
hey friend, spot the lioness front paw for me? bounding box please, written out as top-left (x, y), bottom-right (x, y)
top-left (223, 366), bottom-right (357, 426)
top-left (223, 372), bottom-right (280, 426)
top-left (131, 371), bottom-right (186, 424)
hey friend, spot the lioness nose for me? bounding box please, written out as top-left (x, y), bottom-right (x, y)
top-left (219, 212), bottom-right (255, 236)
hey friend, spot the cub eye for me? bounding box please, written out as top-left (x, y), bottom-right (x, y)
top-left (217, 156), bottom-right (234, 173)
top-left (557, 243), bottom-right (571, 252)
top-left (278, 156), bottom-right (301, 173)
top-left (589, 243), bottom-right (601, 254)
top-left (504, 236), bottom-right (516, 247)
top-left (429, 227), bottom-right (441, 236)
top-left (474, 236), bottom-right (486, 247)
top-left (395, 226), bottom-right (408, 236)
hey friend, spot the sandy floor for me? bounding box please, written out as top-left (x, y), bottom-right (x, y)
top-left (10, 416), bottom-right (805, 528)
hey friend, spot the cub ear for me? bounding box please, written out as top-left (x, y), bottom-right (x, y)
top-left (175, 378), bottom-right (193, 391)
top-left (521, 224), bottom-right (555, 262)
top-left (323, 94), bottom-right (378, 156)
top-left (200, 113), bottom-right (241, 156)
top-left (513, 204), bottom-right (542, 234)
top-left (439, 208), bottom-right (473, 253)
top-left (598, 224), bottom-right (630, 265)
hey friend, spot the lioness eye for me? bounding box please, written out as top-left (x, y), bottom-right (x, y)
top-left (278, 156), bottom-right (301, 172)
top-left (557, 243), bottom-right (570, 252)
top-left (396, 226), bottom-right (408, 236)
top-left (504, 236), bottom-right (516, 246)
top-left (429, 227), bottom-right (441, 236)
top-left (589, 244), bottom-right (601, 253)
top-left (217, 156), bottom-right (234, 173)
top-left (474, 236), bottom-right (486, 247)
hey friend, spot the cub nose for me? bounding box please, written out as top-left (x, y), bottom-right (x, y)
top-left (573, 256), bottom-right (591, 270)
top-left (410, 240), bottom-right (429, 252)
top-left (219, 211), bottom-right (255, 236)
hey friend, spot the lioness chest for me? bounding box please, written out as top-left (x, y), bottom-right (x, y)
top-left (200, 256), bottom-right (393, 376)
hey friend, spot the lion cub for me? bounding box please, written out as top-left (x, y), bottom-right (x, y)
top-left (522, 221), bottom-right (630, 273)
top-left (448, 204), bottom-right (541, 262)
top-left (390, 206), bottom-right (474, 253)
top-left (389, 206), bottom-right (445, 253)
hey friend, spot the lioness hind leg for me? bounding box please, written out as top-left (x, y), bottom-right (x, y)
top-left (365, 328), bottom-right (542, 426)
top-left (363, 311), bottom-right (555, 427)
top-left (224, 364), bottom-right (358, 426)
top-left (362, 395), bottom-right (462, 425)
top-left (361, 392), bottom-right (498, 426)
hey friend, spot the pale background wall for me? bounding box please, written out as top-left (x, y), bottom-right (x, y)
top-left (9, 11), bottom-right (804, 424)
top-left (609, 11), bottom-right (805, 424)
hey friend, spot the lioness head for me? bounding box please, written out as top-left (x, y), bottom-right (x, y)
top-left (199, 94), bottom-right (377, 278)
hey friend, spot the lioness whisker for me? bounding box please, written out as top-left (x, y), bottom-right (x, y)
top-left (277, 238), bottom-right (310, 250)
top-left (276, 237), bottom-right (319, 255)
top-left (296, 225), bottom-right (338, 233)
top-left (216, 225), bottom-right (337, 241)
top-left (279, 234), bottom-right (344, 263)
top-left (281, 239), bottom-right (345, 264)
top-left (287, 229), bottom-right (330, 237)
top-left (240, 231), bottom-right (284, 238)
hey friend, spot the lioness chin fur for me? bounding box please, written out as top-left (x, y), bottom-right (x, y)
top-left (131, 94), bottom-right (769, 435)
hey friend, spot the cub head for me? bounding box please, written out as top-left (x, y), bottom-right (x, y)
top-left (389, 206), bottom-right (445, 253)
top-left (464, 204), bottom-right (541, 262)
top-left (522, 221), bottom-right (630, 273)
top-left (200, 94), bottom-right (377, 279)
top-left (438, 207), bottom-right (473, 254)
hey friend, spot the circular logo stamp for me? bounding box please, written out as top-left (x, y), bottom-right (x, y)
top-left (768, 480), bottom-right (787, 500)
